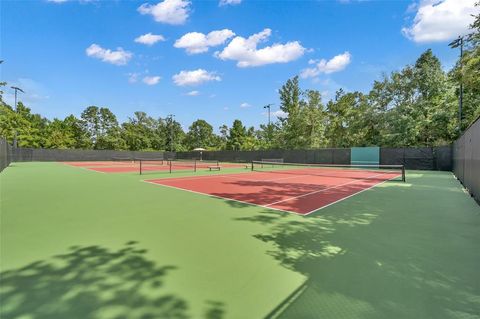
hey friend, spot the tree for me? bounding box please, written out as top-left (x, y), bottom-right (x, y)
top-left (226, 120), bottom-right (246, 151)
top-left (44, 118), bottom-right (77, 149)
top-left (185, 119), bottom-right (214, 150)
top-left (0, 102), bottom-right (48, 147)
top-left (449, 3), bottom-right (480, 129)
top-left (325, 89), bottom-right (357, 147)
top-left (121, 112), bottom-right (161, 151)
top-left (278, 76), bottom-right (302, 148)
top-left (63, 115), bottom-right (91, 149)
top-left (80, 106), bottom-right (125, 149)
top-left (159, 117), bottom-right (185, 152)
top-left (366, 50), bottom-right (456, 146)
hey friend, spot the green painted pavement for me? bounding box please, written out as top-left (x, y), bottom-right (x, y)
top-left (1, 162), bottom-right (479, 319)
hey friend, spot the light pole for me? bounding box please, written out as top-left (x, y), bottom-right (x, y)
top-left (11, 86), bottom-right (25, 148)
top-left (167, 114), bottom-right (175, 152)
top-left (449, 36), bottom-right (464, 133)
top-left (11, 86), bottom-right (25, 111)
top-left (263, 103), bottom-right (274, 126)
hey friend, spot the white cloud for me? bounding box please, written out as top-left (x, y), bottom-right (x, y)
top-left (135, 33), bottom-right (166, 45)
top-left (86, 44), bottom-right (132, 65)
top-left (174, 29), bottom-right (235, 54)
top-left (186, 90), bottom-right (200, 96)
top-left (47, 0), bottom-right (68, 3)
top-left (172, 69), bottom-right (221, 86)
top-left (300, 52), bottom-right (351, 78)
top-left (272, 110), bottom-right (287, 118)
top-left (219, 0), bottom-right (242, 6)
top-left (142, 76), bottom-right (161, 85)
top-left (138, 0), bottom-right (191, 25)
top-left (240, 102), bottom-right (251, 108)
top-left (402, 0), bottom-right (478, 43)
top-left (215, 28), bottom-right (306, 67)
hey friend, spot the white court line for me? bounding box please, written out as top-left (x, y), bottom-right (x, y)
top-left (141, 180), bottom-right (299, 215)
top-left (302, 173), bottom-right (402, 216)
top-left (145, 170), bottom-right (352, 183)
top-left (60, 162), bottom-right (107, 174)
top-left (264, 172), bottom-right (389, 207)
top-left (142, 171), bottom-right (402, 216)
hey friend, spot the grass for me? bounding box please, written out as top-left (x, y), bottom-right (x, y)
top-left (1, 162), bottom-right (479, 319)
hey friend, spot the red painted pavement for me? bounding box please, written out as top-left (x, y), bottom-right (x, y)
top-left (145, 169), bottom-right (401, 215)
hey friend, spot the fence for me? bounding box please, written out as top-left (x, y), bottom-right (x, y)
top-left (177, 149), bottom-right (351, 165)
top-left (453, 116), bottom-right (480, 204)
top-left (380, 146), bottom-right (452, 170)
top-left (8, 146), bottom-right (453, 171)
top-left (0, 137), bottom-right (12, 173)
top-left (178, 147), bottom-right (452, 170)
top-left (12, 148), bottom-right (171, 162)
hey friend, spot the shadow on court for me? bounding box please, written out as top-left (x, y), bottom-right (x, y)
top-left (234, 172), bottom-right (480, 318)
top-left (0, 241), bottom-right (225, 319)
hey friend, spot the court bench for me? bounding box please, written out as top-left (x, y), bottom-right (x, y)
top-left (209, 166), bottom-right (221, 171)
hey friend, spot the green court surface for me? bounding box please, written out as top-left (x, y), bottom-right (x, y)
top-left (1, 162), bottom-right (479, 319)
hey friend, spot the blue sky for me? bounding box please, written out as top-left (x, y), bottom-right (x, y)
top-left (1, 0), bottom-right (477, 131)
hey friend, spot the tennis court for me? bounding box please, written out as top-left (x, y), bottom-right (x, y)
top-left (145, 162), bottom-right (404, 215)
top-left (1, 161), bottom-right (480, 319)
top-left (62, 159), bottom-right (246, 174)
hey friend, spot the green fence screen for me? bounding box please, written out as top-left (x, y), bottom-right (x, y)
top-left (351, 146), bottom-right (380, 165)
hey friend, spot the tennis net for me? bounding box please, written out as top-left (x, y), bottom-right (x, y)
top-left (139, 159), bottom-right (220, 174)
top-left (251, 161), bottom-right (406, 182)
top-left (111, 156), bottom-right (134, 163)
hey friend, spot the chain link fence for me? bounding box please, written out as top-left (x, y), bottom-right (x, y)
top-left (0, 137), bottom-right (12, 173)
top-left (12, 148), bottom-right (169, 162)
top-left (177, 149), bottom-right (351, 164)
top-left (178, 147), bottom-right (451, 170)
top-left (7, 145), bottom-right (454, 172)
top-left (453, 116), bottom-right (480, 204)
top-left (380, 146), bottom-right (452, 170)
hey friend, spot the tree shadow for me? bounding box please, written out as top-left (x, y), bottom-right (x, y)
top-left (0, 241), bottom-right (224, 319)
top-left (237, 194), bottom-right (480, 318)
top-left (213, 178), bottom-right (399, 213)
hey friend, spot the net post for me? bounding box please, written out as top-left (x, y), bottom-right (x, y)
top-left (140, 160), bottom-right (142, 175)
top-left (194, 159), bottom-right (197, 172)
top-left (251, 161), bottom-right (254, 171)
top-left (169, 159), bottom-right (172, 173)
top-left (402, 165), bottom-right (406, 182)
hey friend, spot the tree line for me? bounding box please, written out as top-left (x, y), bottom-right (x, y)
top-left (0, 10), bottom-right (478, 151)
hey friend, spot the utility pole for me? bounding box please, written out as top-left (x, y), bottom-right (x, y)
top-left (11, 86), bottom-right (25, 148)
top-left (167, 114), bottom-right (175, 152)
top-left (449, 36), bottom-right (464, 133)
top-left (263, 103), bottom-right (274, 126)
top-left (11, 86), bottom-right (24, 112)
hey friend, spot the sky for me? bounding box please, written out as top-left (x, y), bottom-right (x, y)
top-left (1, 0), bottom-right (478, 132)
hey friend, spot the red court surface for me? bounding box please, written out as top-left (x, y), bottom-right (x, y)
top-left (145, 169), bottom-right (401, 215)
top-left (62, 161), bottom-right (247, 173)
top-left (62, 161), bottom-right (135, 167)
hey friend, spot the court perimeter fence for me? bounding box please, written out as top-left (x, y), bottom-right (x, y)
top-left (12, 148), bottom-right (174, 162)
top-left (453, 116), bottom-right (480, 204)
top-left (177, 146), bottom-right (452, 171)
top-left (0, 137), bottom-right (12, 173)
top-left (6, 146), bottom-right (452, 171)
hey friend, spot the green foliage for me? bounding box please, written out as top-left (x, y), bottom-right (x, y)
top-left (449, 3), bottom-right (480, 129)
top-left (121, 112), bottom-right (163, 151)
top-left (185, 119), bottom-right (215, 150)
top-left (226, 119), bottom-right (246, 151)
